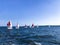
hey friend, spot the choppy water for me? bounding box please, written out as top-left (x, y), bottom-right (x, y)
top-left (0, 26), bottom-right (60, 45)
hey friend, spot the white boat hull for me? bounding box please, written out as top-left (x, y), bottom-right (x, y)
top-left (8, 27), bottom-right (12, 29)
top-left (31, 26), bottom-right (34, 28)
top-left (16, 27), bottom-right (19, 29)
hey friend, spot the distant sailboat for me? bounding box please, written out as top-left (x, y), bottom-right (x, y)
top-left (31, 24), bottom-right (34, 28)
top-left (7, 21), bottom-right (12, 29)
top-left (16, 24), bottom-right (19, 29)
top-left (24, 24), bottom-right (27, 28)
top-left (29, 25), bottom-right (31, 28)
top-left (36, 25), bottom-right (39, 28)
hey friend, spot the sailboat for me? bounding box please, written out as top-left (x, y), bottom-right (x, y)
top-left (31, 24), bottom-right (34, 28)
top-left (24, 24), bottom-right (27, 28)
top-left (16, 24), bottom-right (19, 29)
top-left (7, 21), bottom-right (12, 29)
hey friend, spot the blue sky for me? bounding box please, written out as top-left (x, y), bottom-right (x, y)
top-left (0, 0), bottom-right (60, 26)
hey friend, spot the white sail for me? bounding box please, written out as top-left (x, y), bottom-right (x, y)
top-left (16, 24), bottom-right (19, 29)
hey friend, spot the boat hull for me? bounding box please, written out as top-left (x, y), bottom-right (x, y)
top-left (16, 27), bottom-right (19, 29)
top-left (7, 27), bottom-right (12, 29)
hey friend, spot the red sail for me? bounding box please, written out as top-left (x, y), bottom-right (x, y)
top-left (32, 24), bottom-right (34, 26)
top-left (7, 21), bottom-right (11, 26)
